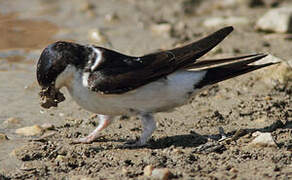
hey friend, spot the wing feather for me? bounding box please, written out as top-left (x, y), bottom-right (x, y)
top-left (86, 26), bottom-right (241, 94)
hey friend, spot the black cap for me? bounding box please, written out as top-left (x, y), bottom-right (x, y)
top-left (36, 41), bottom-right (91, 87)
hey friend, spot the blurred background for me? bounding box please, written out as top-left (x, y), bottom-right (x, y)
top-left (0, 0), bottom-right (291, 179)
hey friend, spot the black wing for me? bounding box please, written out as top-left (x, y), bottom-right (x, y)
top-left (87, 26), bottom-right (234, 94)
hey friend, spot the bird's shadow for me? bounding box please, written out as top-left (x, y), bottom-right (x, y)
top-left (144, 120), bottom-right (291, 149)
top-left (68, 120), bottom-right (290, 150)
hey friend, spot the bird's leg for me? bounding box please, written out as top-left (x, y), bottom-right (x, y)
top-left (74, 114), bottom-right (113, 144)
top-left (125, 113), bottom-right (156, 147)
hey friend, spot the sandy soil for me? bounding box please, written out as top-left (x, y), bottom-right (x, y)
top-left (0, 0), bottom-right (291, 179)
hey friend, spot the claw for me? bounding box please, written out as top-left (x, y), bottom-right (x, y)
top-left (122, 139), bottom-right (146, 148)
top-left (72, 114), bottom-right (113, 144)
top-left (72, 135), bottom-right (98, 144)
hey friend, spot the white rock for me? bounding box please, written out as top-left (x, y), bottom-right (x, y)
top-left (151, 168), bottom-right (172, 180)
top-left (256, 7), bottom-right (292, 33)
top-left (151, 23), bottom-right (172, 35)
top-left (249, 131), bottom-right (277, 147)
top-left (203, 17), bottom-right (249, 28)
top-left (55, 155), bottom-right (66, 162)
top-left (144, 165), bottom-right (154, 176)
top-left (88, 29), bottom-right (108, 44)
top-left (254, 54), bottom-right (292, 85)
top-left (15, 125), bottom-right (44, 136)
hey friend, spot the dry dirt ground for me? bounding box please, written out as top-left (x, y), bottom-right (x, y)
top-left (0, 0), bottom-right (291, 179)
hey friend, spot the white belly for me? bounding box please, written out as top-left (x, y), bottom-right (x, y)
top-left (65, 70), bottom-right (206, 115)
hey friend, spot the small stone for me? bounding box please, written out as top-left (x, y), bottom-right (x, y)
top-left (144, 165), bottom-right (154, 177)
top-left (55, 155), bottom-right (66, 162)
top-left (151, 23), bottom-right (172, 35)
top-left (0, 133), bottom-right (9, 142)
top-left (230, 168), bottom-right (238, 173)
top-left (264, 96), bottom-right (272, 101)
top-left (89, 114), bottom-right (98, 119)
top-left (5, 117), bottom-right (21, 124)
top-left (216, 0), bottom-right (240, 9)
top-left (121, 167), bottom-right (129, 176)
top-left (105, 13), bottom-right (119, 22)
top-left (256, 6), bottom-right (292, 33)
top-left (79, 1), bottom-right (95, 12)
top-left (172, 148), bottom-right (183, 154)
top-left (15, 125), bottom-right (44, 136)
top-left (88, 29), bottom-right (108, 44)
top-left (254, 55), bottom-right (292, 86)
top-left (203, 17), bottom-right (249, 28)
top-left (249, 131), bottom-right (277, 147)
top-left (151, 168), bottom-right (172, 180)
top-left (41, 123), bottom-right (55, 130)
top-left (2, 117), bottom-right (22, 128)
top-left (70, 175), bottom-right (94, 180)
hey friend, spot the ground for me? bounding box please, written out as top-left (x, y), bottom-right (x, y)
top-left (0, 0), bottom-right (291, 179)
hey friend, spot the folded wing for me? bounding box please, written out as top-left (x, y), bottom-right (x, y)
top-left (86, 26), bottom-right (273, 94)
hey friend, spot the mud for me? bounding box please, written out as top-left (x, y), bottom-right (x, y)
top-left (39, 86), bottom-right (66, 109)
top-left (0, 0), bottom-right (291, 179)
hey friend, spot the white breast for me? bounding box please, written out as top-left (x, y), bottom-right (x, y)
top-left (62, 66), bottom-right (206, 115)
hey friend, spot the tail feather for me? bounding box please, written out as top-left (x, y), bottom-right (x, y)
top-left (192, 55), bottom-right (278, 88)
top-left (186, 53), bottom-right (268, 71)
top-left (185, 53), bottom-right (263, 70)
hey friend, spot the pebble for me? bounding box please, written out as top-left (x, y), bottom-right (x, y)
top-left (229, 168), bottom-right (238, 173)
top-left (151, 168), bottom-right (172, 180)
top-left (0, 133), bottom-right (9, 142)
top-left (256, 6), bottom-right (292, 33)
top-left (215, 0), bottom-right (240, 9)
top-left (172, 148), bottom-right (183, 154)
top-left (144, 165), bottom-right (172, 180)
top-left (121, 167), bottom-right (129, 176)
top-left (79, 1), bottom-right (95, 12)
top-left (88, 29), bottom-right (108, 44)
top-left (144, 165), bottom-right (154, 176)
top-left (41, 123), bottom-right (55, 130)
top-left (249, 131), bottom-right (277, 147)
top-left (55, 155), bottom-right (66, 162)
top-left (151, 23), bottom-right (172, 35)
top-left (70, 175), bottom-right (94, 180)
top-left (2, 117), bottom-right (22, 128)
top-left (203, 16), bottom-right (249, 28)
top-left (254, 55), bottom-right (292, 86)
top-left (15, 125), bottom-right (44, 136)
top-left (105, 13), bottom-right (119, 22)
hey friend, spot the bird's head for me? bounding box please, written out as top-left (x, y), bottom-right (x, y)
top-left (36, 41), bottom-right (93, 88)
top-left (36, 41), bottom-right (93, 108)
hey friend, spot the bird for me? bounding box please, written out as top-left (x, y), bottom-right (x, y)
top-left (36, 26), bottom-right (276, 147)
